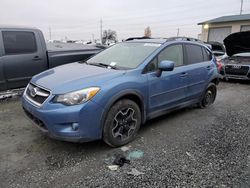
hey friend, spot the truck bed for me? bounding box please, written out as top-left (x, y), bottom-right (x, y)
top-left (46, 43), bottom-right (101, 68)
top-left (0, 26), bottom-right (103, 94)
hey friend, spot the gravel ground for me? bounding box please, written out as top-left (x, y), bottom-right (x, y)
top-left (0, 81), bottom-right (249, 187)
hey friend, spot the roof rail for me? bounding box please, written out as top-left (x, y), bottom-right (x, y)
top-left (125, 36), bottom-right (151, 41)
top-left (124, 36), bottom-right (212, 49)
top-left (167, 37), bottom-right (204, 43)
top-left (167, 37), bottom-right (212, 49)
top-left (125, 36), bottom-right (204, 43)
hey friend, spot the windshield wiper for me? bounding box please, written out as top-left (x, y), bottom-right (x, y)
top-left (87, 62), bottom-right (117, 69)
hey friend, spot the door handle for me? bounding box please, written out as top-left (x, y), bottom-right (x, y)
top-left (180, 72), bottom-right (188, 77)
top-left (32, 56), bottom-right (41, 61)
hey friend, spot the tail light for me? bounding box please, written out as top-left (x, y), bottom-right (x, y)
top-left (216, 60), bottom-right (223, 72)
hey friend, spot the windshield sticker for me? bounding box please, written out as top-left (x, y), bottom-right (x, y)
top-left (110, 62), bottom-right (117, 66)
top-left (144, 43), bottom-right (161, 47)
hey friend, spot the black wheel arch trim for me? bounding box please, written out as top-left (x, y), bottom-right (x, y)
top-left (200, 78), bottom-right (218, 102)
top-left (100, 89), bottom-right (147, 135)
top-left (209, 75), bottom-right (220, 85)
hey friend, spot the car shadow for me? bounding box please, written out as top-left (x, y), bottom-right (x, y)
top-left (139, 106), bottom-right (195, 134)
top-left (23, 105), bottom-right (198, 171)
top-left (24, 105), bottom-right (197, 171)
top-left (36, 105), bottom-right (196, 152)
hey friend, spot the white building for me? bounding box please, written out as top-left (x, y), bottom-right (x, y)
top-left (198, 14), bottom-right (250, 43)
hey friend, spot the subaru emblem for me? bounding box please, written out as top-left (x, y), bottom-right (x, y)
top-left (30, 87), bottom-right (38, 97)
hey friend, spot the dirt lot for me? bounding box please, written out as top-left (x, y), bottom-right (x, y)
top-left (0, 81), bottom-right (249, 187)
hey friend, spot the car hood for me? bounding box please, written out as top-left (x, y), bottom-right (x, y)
top-left (223, 31), bottom-right (250, 56)
top-left (31, 62), bottom-right (125, 94)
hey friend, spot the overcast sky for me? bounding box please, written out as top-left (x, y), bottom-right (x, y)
top-left (1, 0), bottom-right (250, 41)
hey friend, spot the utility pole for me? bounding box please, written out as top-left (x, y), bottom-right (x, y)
top-left (49, 27), bottom-right (52, 40)
top-left (100, 18), bottom-right (103, 44)
top-left (240, 0), bottom-right (243, 15)
top-left (177, 28), bottom-right (180, 37)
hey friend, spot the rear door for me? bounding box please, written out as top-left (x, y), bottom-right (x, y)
top-left (0, 30), bottom-right (47, 89)
top-left (184, 44), bottom-right (213, 100)
top-left (147, 44), bottom-right (189, 113)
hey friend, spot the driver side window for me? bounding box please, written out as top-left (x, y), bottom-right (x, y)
top-left (158, 44), bottom-right (183, 67)
top-left (146, 57), bottom-right (158, 72)
top-left (145, 44), bottom-right (184, 73)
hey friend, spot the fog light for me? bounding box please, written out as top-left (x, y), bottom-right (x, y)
top-left (72, 123), bottom-right (79, 131)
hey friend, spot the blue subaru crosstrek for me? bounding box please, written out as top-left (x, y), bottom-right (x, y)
top-left (22, 38), bottom-right (220, 147)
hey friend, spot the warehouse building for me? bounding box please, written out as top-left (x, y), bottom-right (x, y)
top-left (198, 14), bottom-right (250, 43)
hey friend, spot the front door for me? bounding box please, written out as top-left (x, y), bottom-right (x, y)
top-left (147, 44), bottom-right (188, 113)
top-left (0, 58), bottom-right (6, 91)
top-left (0, 33), bottom-right (6, 91)
top-left (1, 30), bottom-right (46, 89)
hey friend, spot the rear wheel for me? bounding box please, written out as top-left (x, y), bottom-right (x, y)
top-left (103, 99), bottom-right (141, 147)
top-left (199, 83), bottom-right (217, 108)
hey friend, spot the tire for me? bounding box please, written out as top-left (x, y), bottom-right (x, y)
top-left (199, 83), bottom-right (217, 108)
top-left (103, 99), bottom-right (141, 147)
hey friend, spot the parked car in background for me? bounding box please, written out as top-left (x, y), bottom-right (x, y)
top-left (22, 37), bottom-right (220, 147)
top-left (206, 41), bottom-right (226, 72)
top-left (0, 26), bottom-right (101, 93)
top-left (207, 41), bottom-right (225, 59)
top-left (220, 31), bottom-right (250, 80)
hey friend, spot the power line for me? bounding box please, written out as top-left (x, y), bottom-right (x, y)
top-left (38, 1), bottom-right (249, 29)
top-left (46, 7), bottom-right (250, 32)
top-left (38, 2), bottom-right (250, 39)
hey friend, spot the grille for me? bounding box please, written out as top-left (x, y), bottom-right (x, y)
top-left (25, 83), bottom-right (50, 106)
top-left (225, 65), bottom-right (249, 76)
top-left (23, 108), bottom-right (48, 131)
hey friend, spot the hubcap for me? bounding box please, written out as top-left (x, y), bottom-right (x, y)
top-left (112, 108), bottom-right (137, 141)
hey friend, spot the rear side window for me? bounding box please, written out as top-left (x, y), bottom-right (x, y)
top-left (2, 31), bottom-right (37, 55)
top-left (158, 44), bottom-right (183, 67)
top-left (202, 48), bottom-right (212, 61)
top-left (186, 44), bottom-right (203, 64)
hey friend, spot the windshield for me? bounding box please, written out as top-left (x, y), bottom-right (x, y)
top-left (87, 42), bottom-right (161, 69)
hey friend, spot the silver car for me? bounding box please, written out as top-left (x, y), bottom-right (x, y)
top-left (220, 31), bottom-right (250, 80)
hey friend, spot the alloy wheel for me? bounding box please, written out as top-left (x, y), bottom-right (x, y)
top-left (112, 108), bottom-right (137, 141)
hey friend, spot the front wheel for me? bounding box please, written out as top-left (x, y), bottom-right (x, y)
top-left (199, 83), bottom-right (217, 108)
top-left (103, 99), bottom-right (141, 147)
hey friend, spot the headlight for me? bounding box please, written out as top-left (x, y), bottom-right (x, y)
top-left (54, 87), bottom-right (100, 105)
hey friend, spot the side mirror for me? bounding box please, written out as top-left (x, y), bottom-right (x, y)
top-left (158, 60), bottom-right (174, 71)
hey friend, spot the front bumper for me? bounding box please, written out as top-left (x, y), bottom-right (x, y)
top-left (220, 65), bottom-right (250, 80)
top-left (22, 94), bottom-right (105, 142)
top-left (221, 75), bottom-right (250, 80)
